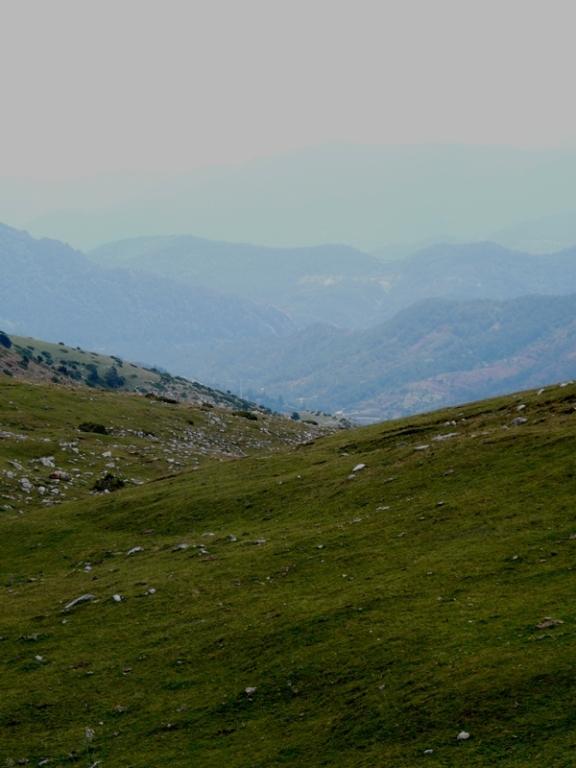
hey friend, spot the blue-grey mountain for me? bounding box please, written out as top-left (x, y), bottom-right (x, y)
top-left (90, 236), bottom-right (576, 329)
top-left (5, 222), bottom-right (576, 422)
top-left (0, 223), bottom-right (294, 367)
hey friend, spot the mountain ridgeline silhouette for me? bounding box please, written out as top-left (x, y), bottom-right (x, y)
top-left (3, 221), bottom-right (576, 420)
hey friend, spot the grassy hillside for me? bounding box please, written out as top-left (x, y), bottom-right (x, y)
top-left (0, 332), bottom-right (263, 411)
top-left (2, 378), bottom-right (576, 766)
top-left (0, 377), bottom-right (324, 514)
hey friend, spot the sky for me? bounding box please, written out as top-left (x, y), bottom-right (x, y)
top-left (1, 0), bottom-right (576, 181)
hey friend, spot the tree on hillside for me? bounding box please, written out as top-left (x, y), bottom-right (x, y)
top-left (103, 366), bottom-right (126, 389)
top-left (0, 331), bottom-right (12, 349)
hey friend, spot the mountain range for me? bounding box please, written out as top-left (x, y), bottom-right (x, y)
top-left (0, 223), bottom-right (293, 367)
top-left (91, 236), bottom-right (576, 328)
top-left (200, 294), bottom-right (576, 422)
top-left (3, 220), bottom-right (576, 421)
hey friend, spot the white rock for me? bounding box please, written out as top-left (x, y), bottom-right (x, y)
top-left (20, 477), bottom-right (33, 493)
top-left (457, 731), bottom-right (471, 741)
top-left (432, 433), bottom-right (459, 442)
top-left (352, 463), bottom-right (366, 472)
top-left (112, 594), bottom-right (123, 603)
top-left (245, 686), bottom-right (257, 696)
top-left (126, 546), bottom-right (144, 556)
top-left (63, 593), bottom-right (96, 612)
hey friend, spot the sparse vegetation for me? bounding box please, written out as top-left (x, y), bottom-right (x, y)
top-left (233, 410), bottom-right (258, 420)
top-left (79, 421), bottom-right (110, 435)
top-left (2, 377), bottom-right (576, 765)
top-left (92, 472), bottom-right (125, 492)
top-left (0, 334), bottom-right (271, 413)
top-left (0, 331), bottom-right (12, 349)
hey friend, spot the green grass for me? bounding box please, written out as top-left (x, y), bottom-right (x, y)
top-left (0, 378), bottom-right (322, 513)
top-left (2, 334), bottom-right (262, 411)
top-left (2, 380), bottom-right (576, 766)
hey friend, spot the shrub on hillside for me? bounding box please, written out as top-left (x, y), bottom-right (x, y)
top-left (79, 422), bottom-right (109, 435)
top-left (233, 410), bottom-right (258, 420)
top-left (0, 331), bottom-right (12, 349)
top-left (103, 366), bottom-right (126, 389)
top-left (85, 363), bottom-right (103, 388)
top-left (92, 473), bottom-right (125, 493)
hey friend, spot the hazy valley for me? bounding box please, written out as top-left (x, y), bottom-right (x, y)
top-left (3, 221), bottom-right (576, 422)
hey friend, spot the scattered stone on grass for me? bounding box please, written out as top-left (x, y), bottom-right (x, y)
top-left (536, 617), bottom-right (564, 630)
top-left (50, 470), bottom-right (70, 481)
top-left (63, 594), bottom-right (96, 612)
top-left (432, 432), bottom-right (459, 442)
top-left (20, 478), bottom-right (33, 493)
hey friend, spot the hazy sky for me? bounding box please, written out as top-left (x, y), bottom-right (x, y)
top-left (1, 0), bottom-right (575, 180)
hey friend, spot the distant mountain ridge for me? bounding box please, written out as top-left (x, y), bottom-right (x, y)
top-left (0, 223), bottom-right (294, 363)
top-left (90, 235), bottom-right (576, 329)
top-left (181, 294), bottom-right (576, 422)
top-left (381, 241), bottom-right (576, 315)
top-left (5, 221), bottom-right (576, 424)
top-left (492, 210), bottom-right (576, 253)
top-left (90, 235), bottom-right (386, 328)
